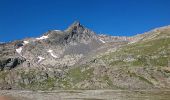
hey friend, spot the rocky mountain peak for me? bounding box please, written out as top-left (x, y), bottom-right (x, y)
top-left (65, 21), bottom-right (84, 32)
top-left (60, 21), bottom-right (97, 44)
top-left (31, 21), bottom-right (98, 47)
top-left (70, 21), bottom-right (81, 27)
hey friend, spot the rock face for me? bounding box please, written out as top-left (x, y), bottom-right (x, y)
top-left (0, 57), bottom-right (25, 70)
top-left (16, 21), bottom-right (103, 68)
top-left (0, 22), bottom-right (170, 90)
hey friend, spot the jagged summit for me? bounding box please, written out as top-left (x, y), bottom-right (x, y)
top-left (70, 21), bottom-right (81, 27)
top-left (41, 21), bottom-right (97, 45)
top-left (64, 21), bottom-right (98, 44)
top-left (42, 21), bottom-right (83, 37)
top-left (65, 21), bottom-right (84, 32)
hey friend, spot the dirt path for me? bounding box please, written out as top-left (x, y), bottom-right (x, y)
top-left (1, 90), bottom-right (170, 100)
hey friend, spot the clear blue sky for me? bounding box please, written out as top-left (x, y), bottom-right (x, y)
top-left (0, 0), bottom-right (170, 42)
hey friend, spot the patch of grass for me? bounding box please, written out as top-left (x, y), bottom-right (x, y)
top-left (17, 70), bottom-right (57, 90)
top-left (68, 67), bottom-right (94, 83)
top-left (131, 56), bottom-right (148, 66)
top-left (124, 38), bottom-right (170, 55)
top-left (127, 71), bottom-right (153, 85)
top-left (22, 77), bottom-right (56, 90)
top-left (109, 60), bottom-right (126, 66)
top-left (0, 71), bottom-right (9, 80)
top-left (100, 38), bottom-right (170, 68)
top-left (102, 75), bottom-right (113, 86)
top-left (39, 77), bottom-right (56, 90)
top-left (110, 38), bottom-right (169, 58)
top-left (150, 56), bottom-right (168, 66)
top-left (18, 82), bottom-right (26, 88)
top-left (58, 78), bottom-right (72, 89)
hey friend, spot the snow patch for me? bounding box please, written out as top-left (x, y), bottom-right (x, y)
top-left (37, 56), bottom-right (45, 63)
top-left (23, 41), bottom-right (29, 45)
top-left (51, 53), bottom-right (58, 58)
top-left (36, 35), bottom-right (49, 40)
top-left (128, 41), bottom-right (135, 44)
top-left (99, 38), bottom-right (106, 43)
top-left (47, 49), bottom-right (53, 53)
top-left (54, 30), bottom-right (60, 31)
top-left (47, 49), bottom-right (59, 58)
top-left (128, 39), bottom-right (138, 44)
top-left (16, 47), bottom-right (22, 54)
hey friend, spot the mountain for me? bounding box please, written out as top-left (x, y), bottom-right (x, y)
top-left (0, 22), bottom-right (170, 90)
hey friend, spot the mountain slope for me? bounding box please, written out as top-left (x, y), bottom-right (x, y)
top-left (0, 23), bottom-right (170, 90)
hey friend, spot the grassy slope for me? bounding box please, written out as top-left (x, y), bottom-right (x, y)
top-left (97, 31), bottom-right (170, 89)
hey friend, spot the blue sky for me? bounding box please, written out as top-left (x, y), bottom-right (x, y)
top-left (0, 0), bottom-right (170, 42)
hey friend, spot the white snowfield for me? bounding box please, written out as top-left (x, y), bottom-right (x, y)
top-left (128, 39), bottom-right (138, 44)
top-left (37, 56), bottom-right (45, 63)
top-left (16, 47), bottom-right (22, 54)
top-left (47, 49), bottom-right (59, 58)
top-left (54, 30), bottom-right (61, 31)
top-left (23, 41), bottom-right (29, 45)
top-left (16, 40), bottom-right (29, 55)
top-left (99, 38), bottom-right (106, 43)
top-left (36, 35), bottom-right (49, 40)
top-left (47, 49), bottom-right (53, 53)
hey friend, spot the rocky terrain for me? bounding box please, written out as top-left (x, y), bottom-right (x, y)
top-left (0, 21), bottom-right (170, 90)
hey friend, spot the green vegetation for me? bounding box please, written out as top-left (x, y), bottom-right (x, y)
top-left (123, 38), bottom-right (170, 55)
top-left (101, 38), bottom-right (170, 68)
top-left (0, 71), bottom-right (9, 80)
top-left (150, 56), bottom-right (168, 66)
top-left (58, 78), bottom-right (72, 89)
top-left (102, 75), bottom-right (113, 86)
top-left (127, 71), bottom-right (153, 85)
top-left (17, 70), bottom-right (56, 90)
top-left (109, 60), bottom-right (127, 66)
top-left (132, 56), bottom-right (148, 66)
top-left (68, 67), bottom-right (94, 83)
